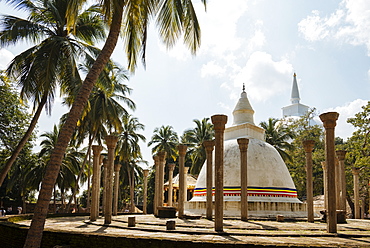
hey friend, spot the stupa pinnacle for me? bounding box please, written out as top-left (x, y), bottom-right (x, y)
top-left (232, 84), bottom-right (255, 125)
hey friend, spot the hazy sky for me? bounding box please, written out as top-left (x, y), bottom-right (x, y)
top-left (1, 0), bottom-right (369, 168)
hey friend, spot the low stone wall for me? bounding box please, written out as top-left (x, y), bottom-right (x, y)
top-left (185, 201), bottom-right (307, 218)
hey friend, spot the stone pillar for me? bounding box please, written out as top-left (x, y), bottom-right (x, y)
top-left (153, 155), bottom-right (160, 216)
top-left (237, 138), bottom-right (249, 222)
top-left (184, 166), bottom-right (189, 201)
top-left (102, 157), bottom-right (108, 215)
top-left (211, 114), bottom-right (228, 232)
top-left (177, 145), bottom-right (187, 218)
top-left (352, 167), bottom-right (361, 219)
top-left (167, 163), bottom-right (175, 207)
top-left (113, 163), bottom-right (121, 216)
top-left (319, 112), bottom-right (339, 233)
top-left (336, 150), bottom-right (347, 213)
top-left (157, 151), bottom-right (167, 210)
top-left (104, 135), bottom-right (118, 225)
top-left (90, 145), bottom-right (103, 221)
top-left (334, 158), bottom-right (340, 210)
top-left (321, 161), bottom-right (327, 211)
top-left (143, 169), bottom-right (149, 214)
top-left (203, 140), bottom-right (215, 220)
top-left (303, 140), bottom-right (315, 223)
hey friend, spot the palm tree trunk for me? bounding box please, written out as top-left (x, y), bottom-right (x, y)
top-left (0, 95), bottom-right (47, 187)
top-left (23, 5), bottom-right (124, 247)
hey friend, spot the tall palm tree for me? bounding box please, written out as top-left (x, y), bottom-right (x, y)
top-left (38, 125), bottom-right (84, 212)
top-left (63, 61), bottom-right (135, 209)
top-left (148, 125), bottom-right (179, 161)
top-left (117, 114), bottom-right (146, 212)
top-left (259, 118), bottom-right (295, 162)
top-left (24, 0), bottom-right (207, 246)
top-left (181, 118), bottom-right (214, 175)
top-left (0, 0), bottom-right (106, 186)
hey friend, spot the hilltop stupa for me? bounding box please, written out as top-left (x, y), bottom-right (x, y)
top-left (185, 86), bottom-right (306, 218)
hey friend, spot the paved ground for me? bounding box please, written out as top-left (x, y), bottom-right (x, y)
top-left (15, 215), bottom-right (370, 247)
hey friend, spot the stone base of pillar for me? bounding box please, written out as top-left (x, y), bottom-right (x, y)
top-left (128, 216), bottom-right (136, 227)
top-left (166, 220), bottom-right (176, 230)
top-left (319, 209), bottom-right (347, 224)
top-left (156, 206), bottom-right (177, 218)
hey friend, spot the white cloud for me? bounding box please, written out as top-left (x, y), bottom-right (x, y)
top-left (322, 99), bottom-right (368, 140)
top-left (298, 0), bottom-right (370, 55)
top-left (201, 61), bottom-right (226, 78)
top-left (0, 49), bottom-right (14, 70)
top-left (232, 51), bottom-right (293, 102)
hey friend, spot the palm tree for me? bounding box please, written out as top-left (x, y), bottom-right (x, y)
top-left (148, 125), bottom-right (179, 162)
top-left (259, 118), bottom-right (295, 162)
top-left (0, 0), bottom-right (106, 187)
top-left (117, 114), bottom-right (146, 212)
top-left (23, 0), bottom-right (206, 246)
top-left (63, 61), bottom-right (135, 209)
top-left (181, 118), bottom-right (214, 175)
top-left (38, 125), bottom-right (83, 210)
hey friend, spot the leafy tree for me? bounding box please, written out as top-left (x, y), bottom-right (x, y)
top-left (181, 118), bottom-right (214, 175)
top-left (21, 0), bottom-right (206, 246)
top-left (282, 110), bottom-right (325, 199)
top-left (345, 101), bottom-right (370, 215)
top-left (0, 0), bottom-right (106, 186)
top-left (0, 71), bottom-right (36, 210)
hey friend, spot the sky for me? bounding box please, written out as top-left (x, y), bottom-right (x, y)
top-left (1, 0), bottom-right (369, 169)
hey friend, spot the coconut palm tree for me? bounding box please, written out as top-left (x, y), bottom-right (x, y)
top-left (63, 61), bottom-right (135, 209)
top-left (24, 0), bottom-right (206, 246)
top-left (38, 125), bottom-right (84, 212)
top-left (148, 125), bottom-right (179, 162)
top-left (181, 118), bottom-right (214, 175)
top-left (0, 0), bottom-right (106, 187)
top-left (259, 118), bottom-right (295, 162)
top-left (117, 114), bottom-right (146, 212)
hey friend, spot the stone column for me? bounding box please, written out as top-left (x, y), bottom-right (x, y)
top-left (167, 163), bottom-right (175, 207)
top-left (157, 151), bottom-right (167, 209)
top-left (104, 135), bottom-right (118, 225)
top-left (303, 140), bottom-right (315, 223)
top-left (319, 112), bottom-right (339, 233)
top-left (153, 155), bottom-right (160, 216)
top-left (102, 157), bottom-right (108, 215)
top-left (211, 114), bottom-right (228, 232)
top-left (177, 145), bottom-right (187, 218)
top-left (203, 140), bottom-right (215, 220)
top-left (184, 166), bottom-right (189, 201)
top-left (113, 163), bottom-right (121, 216)
top-left (352, 167), bottom-right (361, 219)
top-left (237, 138), bottom-right (249, 222)
top-left (336, 150), bottom-right (347, 213)
top-left (90, 145), bottom-right (103, 221)
top-left (334, 158), bottom-right (340, 210)
top-left (321, 161), bottom-right (327, 211)
top-left (143, 169), bottom-right (149, 214)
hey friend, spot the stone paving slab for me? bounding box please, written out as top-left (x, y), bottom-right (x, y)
top-left (15, 214), bottom-right (370, 247)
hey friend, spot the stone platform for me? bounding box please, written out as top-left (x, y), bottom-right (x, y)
top-left (6, 214), bottom-right (370, 247)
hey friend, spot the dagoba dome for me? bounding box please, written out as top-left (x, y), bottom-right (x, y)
top-left (185, 87), bottom-right (306, 218)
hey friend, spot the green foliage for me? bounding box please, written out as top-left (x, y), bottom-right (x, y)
top-left (148, 125), bottom-right (179, 162)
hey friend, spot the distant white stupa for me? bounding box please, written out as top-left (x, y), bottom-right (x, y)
top-left (185, 85), bottom-right (306, 218)
top-left (282, 73), bottom-right (309, 118)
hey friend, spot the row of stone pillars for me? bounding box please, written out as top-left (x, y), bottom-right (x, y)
top-left (89, 135), bottom-right (151, 224)
top-left (303, 112), bottom-right (364, 233)
top-left (152, 145), bottom-right (188, 217)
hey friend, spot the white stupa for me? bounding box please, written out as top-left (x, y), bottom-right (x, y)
top-left (185, 86), bottom-right (306, 218)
